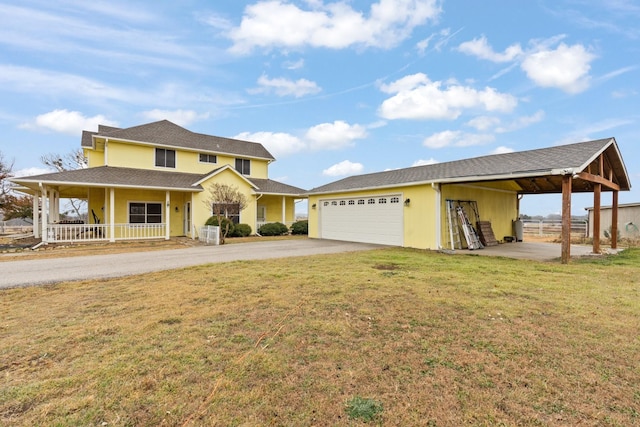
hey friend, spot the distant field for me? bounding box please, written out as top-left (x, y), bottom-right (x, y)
top-left (1, 247), bottom-right (639, 426)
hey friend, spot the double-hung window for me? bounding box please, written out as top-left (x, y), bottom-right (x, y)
top-left (129, 202), bottom-right (162, 224)
top-left (155, 148), bottom-right (176, 168)
top-left (235, 158), bottom-right (251, 175)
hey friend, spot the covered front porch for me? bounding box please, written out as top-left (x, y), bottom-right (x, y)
top-left (31, 185), bottom-right (188, 244)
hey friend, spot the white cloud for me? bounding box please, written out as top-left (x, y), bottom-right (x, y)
top-left (378, 73), bottom-right (517, 120)
top-left (234, 119), bottom-right (367, 157)
top-left (13, 167), bottom-right (51, 178)
top-left (322, 160), bottom-right (364, 176)
top-left (141, 109), bottom-right (209, 126)
top-left (250, 75), bottom-right (321, 98)
top-left (306, 120), bottom-right (367, 150)
top-left (228, 0), bottom-right (441, 54)
top-left (466, 116), bottom-right (501, 131)
top-left (422, 130), bottom-right (494, 148)
top-left (521, 43), bottom-right (596, 93)
top-left (21, 109), bottom-right (118, 135)
top-left (234, 131), bottom-right (306, 157)
top-left (457, 34), bottom-right (597, 94)
top-left (491, 146), bottom-right (514, 154)
top-left (412, 158), bottom-right (439, 166)
top-left (495, 110), bottom-right (545, 133)
top-left (457, 36), bottom-right (523, 62)
top-left (284, 59), bottom-right (305, 70)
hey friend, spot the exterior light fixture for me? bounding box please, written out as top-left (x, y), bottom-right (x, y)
top-left (404, 198), bottom-right (411, 206)
top-left (311, 203), bottom-right (317, 209)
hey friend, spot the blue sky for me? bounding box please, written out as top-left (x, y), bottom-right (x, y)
top-left (1, 0), bottom-right (638, 216)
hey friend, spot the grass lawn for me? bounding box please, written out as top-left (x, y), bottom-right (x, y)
top-left (1, 247), bottom-right (639, 426)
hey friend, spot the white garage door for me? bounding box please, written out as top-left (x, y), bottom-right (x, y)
top-left (319, 194), bottom-right (404, 246)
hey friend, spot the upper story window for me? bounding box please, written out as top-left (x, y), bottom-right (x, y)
top-left (199, 153), bottom-right (217, 164)
top-left (155, 148), bottom-right (175, 168)
top-left (235, 158), bottom-right (251, 175)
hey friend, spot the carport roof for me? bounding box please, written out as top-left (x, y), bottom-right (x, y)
top-left (307, 138), bottom-right (631, 195)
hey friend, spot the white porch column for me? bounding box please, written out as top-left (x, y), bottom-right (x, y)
top-left (53, 190), bottom-right (60, 222)
top-left (32, 190), bottom-right (40, 238)
top-left (191, 193), bottom-right (195, 239)
top-left (109, 188), bottom-right (115, 242)
top-left (41, 185), bottom-right (48, 242)
top-left (282, 196), bottom-right (286, 224)
top-left (165, 191), bottom-right (171, 240)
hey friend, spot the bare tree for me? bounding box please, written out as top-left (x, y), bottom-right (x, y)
top-left (203, 183), bottom-right (248, 244)
top-left (0, 152), bottom-right (15, 217)
top-left (41, 149), bottom-right (88, 219)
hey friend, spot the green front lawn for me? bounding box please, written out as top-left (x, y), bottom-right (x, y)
top-left (1, 248), bottom-right (639, 425)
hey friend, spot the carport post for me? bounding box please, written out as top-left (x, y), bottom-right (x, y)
top-left (611, 191), bottom-right (618, 249)
top-left (561, 174), bottom-right (572, 264)
top-left (593, 183), bottom-right (601, 254)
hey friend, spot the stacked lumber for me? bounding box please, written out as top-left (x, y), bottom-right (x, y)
top-left (476, 221), bottom-right (498, 246)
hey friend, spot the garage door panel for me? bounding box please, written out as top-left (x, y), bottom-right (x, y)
top-left (319, 195), bottom-right (403, 246)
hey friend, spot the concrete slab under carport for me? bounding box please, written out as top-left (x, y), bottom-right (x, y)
top-left (446, 241), bottom-right (618, 261)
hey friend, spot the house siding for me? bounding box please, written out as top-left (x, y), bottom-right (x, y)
top-left (440, 183), bottom-right (519, 246)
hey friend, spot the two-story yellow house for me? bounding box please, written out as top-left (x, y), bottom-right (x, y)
top-left (11, 120), bottom-right (306, 243)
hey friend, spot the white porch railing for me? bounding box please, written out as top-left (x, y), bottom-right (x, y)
top-left (45, 223), bottom-right (166, 243)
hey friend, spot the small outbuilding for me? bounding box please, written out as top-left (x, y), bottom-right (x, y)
top-left (306, 138), bottom-right (631, 263)
top-left (585, 202), bottom-right (640, 240)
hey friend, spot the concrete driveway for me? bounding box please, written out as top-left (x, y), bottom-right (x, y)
top-left (0, 239), bottom-right (384, 289)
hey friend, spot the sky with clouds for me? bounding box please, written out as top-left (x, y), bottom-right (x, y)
top-left (1, 0), bottom-right (638, 216)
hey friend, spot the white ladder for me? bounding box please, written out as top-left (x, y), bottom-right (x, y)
top-left (446, 199), bottom-right (462, 250)
top-left (456, 206), bottom-right (483, 250)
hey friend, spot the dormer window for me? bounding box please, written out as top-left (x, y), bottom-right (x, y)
top-left (235, 158), bottom-right (251, 175)
top-left (155, 148), bottom-right (175, 168)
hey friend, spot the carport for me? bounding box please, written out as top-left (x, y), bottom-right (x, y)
top-left (307, 138), bottom-right (631, 263)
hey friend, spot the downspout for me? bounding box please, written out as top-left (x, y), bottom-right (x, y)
top-left (432, 183), bottom-right (441, 249)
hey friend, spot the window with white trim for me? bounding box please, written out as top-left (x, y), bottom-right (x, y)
top-left (199, 153), bottom-right (217, 164)
top-left (212, 203), bottom-right (240, 224)
top-left (155, 148), bottom-right (175, 168)
top-left (339, 200), bottom-right (346, 206)
top-left (348, 200), bottom-right (355, 205)
top-left (368, 198), bottom-right (375, 204)
top-left (390, 197), bottom-right (400, 203)
top-left (379, 198), bottom-right (387, 204)
top-left (235, 158), bottom-right (251, 175)
top-left (129, 202), bottom-right (162, 224)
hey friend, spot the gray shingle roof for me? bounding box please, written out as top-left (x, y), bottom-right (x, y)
top-left (308, 138), bottom-right (631, 194)
top-left (82, 120), bottom-right (275, 161)
top-left (248, 178), bottom-right (306, 195)
top-left (12, 166), bottom-right (308, 196)
top-left (12, 166), bottom-right (208, 191)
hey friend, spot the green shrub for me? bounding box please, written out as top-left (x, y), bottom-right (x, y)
top-left (258, 222), bottom-right (289, 236)
top-left (205, 216), bottom-right (235, 236)
top-left (290, 220), bottom-right (308, 235)
top-left (230, 223), bottom-right (252, 237)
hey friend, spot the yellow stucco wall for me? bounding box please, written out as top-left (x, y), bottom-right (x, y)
top-left (258, 195), bottom-right (296, 224)
top-left (440, 183), bottom-right (519, 247)
top-left (90, 140), bottom-right (270, 178)
top-left (308, 185), bottom-right (439, 249)
top-left (308, 181), bottom-right (519, 250)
